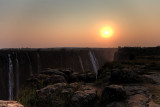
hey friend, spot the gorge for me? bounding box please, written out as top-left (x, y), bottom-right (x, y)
top-left (0, 48), bottom-right (117, 100)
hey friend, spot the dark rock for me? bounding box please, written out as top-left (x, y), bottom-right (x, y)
top-left (40, 69), bottom-right (68, 80)
top-left (110, 69), bottom-right (141, 84)
top-left (0, 100), bottom-right (24, 107)
top-left (26, 73), bottom-right (67, 89)
top-left (128, 94), bottom-right (149, 107)
top-left (70, 73), bottom-right (80, 82)
top-left (26, 74), bottom-right (49, 88)
top-left (86, 73), bottom-right (96, 82)
top-left (41, 69), bottom-right (64, 75)
top-left (101, 85), bottom-right (127, 104)
top-left (79, 85), bottom-right (95, 91)
top-left (124, 85), bottom-right (150, 107)
top-left (61, 88), bottom-right (74, 96)
top-left (44, 75), bottom-right (67, 85)
top-left (37, 83), bottom-right (67, 98)
top-left (70, 73), bottom-right (96, 83)
top-left (71, 86), bottom-right (97, 107)
top-left (60, 69), bottom-right (73, 77)
top-left (79, 74), bottom-right (87, 81)
top-left (123, 85), bottom-right (149, 97)
top-left (106, 102), bottom-right (127, 107)
top-left (143, 73), bottom-right (160, 85)
top-left (68, 82), bottom-right (82, 90)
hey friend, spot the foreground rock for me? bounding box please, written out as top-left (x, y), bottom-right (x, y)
top-left (71, 86), bottom-right (97, 107)
top-left (0, 100), bottom-right (24, 107)
top-left (122, 85), bottom-right (151, 107)
top-left (110, 69), bottom-right (141, 84)
top-left (70, 72), bottom-right (96, 83)
top-left (103, 85), bottom-right (158, 107)
top-left (36, 82), bottom-right (97, 107)
top-left (143, 73), bottom-right (160, 85)
top-left (18, 67), bottom-right (160, 107)
top-left (37, 83), bottom-right (67, 98)
top-left (101, 85), bottom-right (127, 105)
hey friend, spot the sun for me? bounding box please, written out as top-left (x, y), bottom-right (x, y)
top-left (100, 27), bottom-right (114, 38)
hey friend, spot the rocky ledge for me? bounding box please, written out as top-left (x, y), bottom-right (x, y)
top-left (17, 61), bottom-right (160, 107)
top-left (0, 100), bottom-right (24, 107)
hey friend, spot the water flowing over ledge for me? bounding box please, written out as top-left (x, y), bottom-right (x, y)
top-left (0, 48), bottom-right (117, 100)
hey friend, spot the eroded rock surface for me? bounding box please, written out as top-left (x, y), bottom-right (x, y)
top-left (71, 86), bottom-right (97, 107)
top-left (37, 83), bottom-right (67, 98)
top-left (110, 69), bottom-right (141, 84)
top-left (101, 85), bottom-right (127, 105)
top-left (0, 100), bottom-right (24, 107)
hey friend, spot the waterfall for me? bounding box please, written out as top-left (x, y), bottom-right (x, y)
top-left (89, 51), bottom-right (98, 78)
top-left (8, 54), bottom-right (14, 100)
top-left (26, 53), bottom-right (32, 76)
top-left (92, 51), bottom-right (99, 68)
top-left (16, 54), bottom-right (19, 97)
top-left (78, 56), bottom-right (85, 72)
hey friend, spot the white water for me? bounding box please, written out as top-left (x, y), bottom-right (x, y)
top-left (26, 53), bottom-right (33, 76)
top-left (8, 54), bottom-right (14, 100)
top-left (78, 56), bottom-right (85, 72)
top-left (16, 54), bottom-right (19, 97)
top-left (92, 51), bottom-right (99, 68)
top-left (89, 51), bottom-right (98, 78)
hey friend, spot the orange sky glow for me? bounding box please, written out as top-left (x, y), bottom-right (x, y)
top-left (0, 0), bottom-right (160, 48)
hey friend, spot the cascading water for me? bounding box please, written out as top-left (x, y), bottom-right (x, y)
top-left (78, 56), bottom-right (85, 72)
top-left (26, 53), bottom-right (32, 76)
top-left (92, 51), bottom-right (99, 68)
top-left (16, 54), bottom-right (19, 97)
top-left (8, 54), bottom-right (14, 100)
top-left (89, 51), bottom-right (98, 78)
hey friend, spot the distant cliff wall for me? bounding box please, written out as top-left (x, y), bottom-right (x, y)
top-left (114, 47), bottom-right (160, 61)
top-left (0, 48), bottom-right (117, 100)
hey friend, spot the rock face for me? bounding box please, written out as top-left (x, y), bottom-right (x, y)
top-left (114, 47), bottom-right (160, 61)
top-left (19, 68), bottom-right (99, 107)
top-left (37, 83), bottom-right (67, 98)
top-left (26, 69), bottom-right (96, 89)
top-left (36, 83), bottom-right (97, 107)
top-left (70, 73), bottom-right (96, 83)
top-left (144, 73), bottom-right (160, 85)
top-left (124, 85), bottom-right (150, 107)
top-left (0, 100), bottom-right (24, 107)
top-left (101, 85), bottom-right (127, 104)
top-left (110, 69), bottom-right (141, 84)
top-left (71, 86), bottom-right (97, 107)
top-left (26, 69), bottom-right (68, 89)
top-left (101, 85), bottom-right (158, 107)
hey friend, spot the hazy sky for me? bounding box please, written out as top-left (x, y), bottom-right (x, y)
top-left (0, 0), bottom-right (160, 48)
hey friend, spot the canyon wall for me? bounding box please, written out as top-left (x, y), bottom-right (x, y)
top-left (0, 48), bottom-right (117, 100)
top-left (114, 47), bottom-right (160, 61)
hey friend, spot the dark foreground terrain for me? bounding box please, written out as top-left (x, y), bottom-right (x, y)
top-left (16, 47), bottom-right (160, 107)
